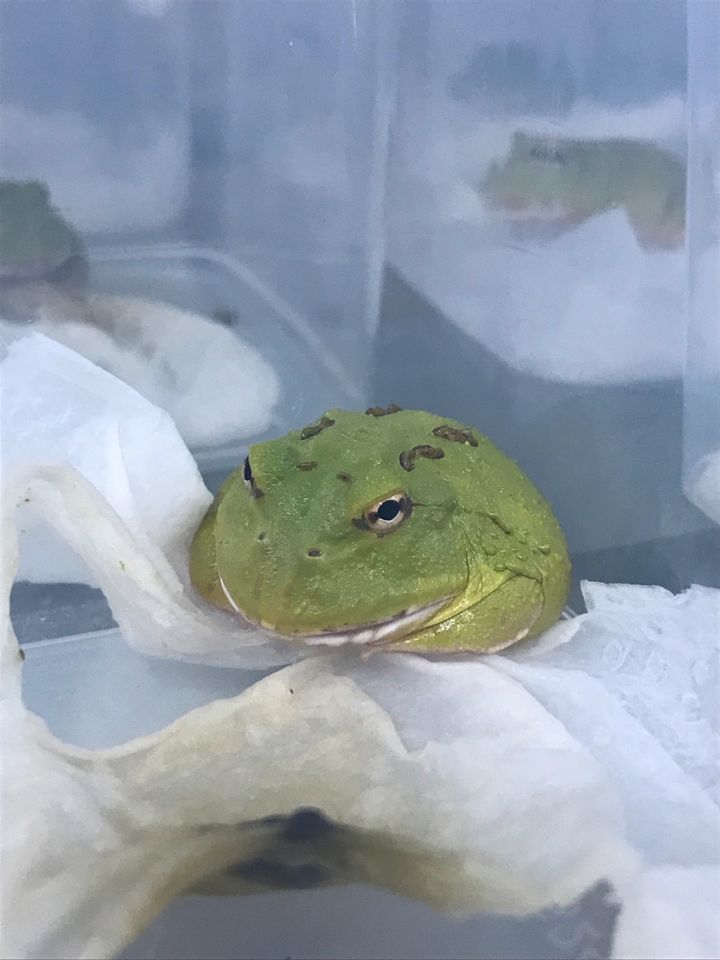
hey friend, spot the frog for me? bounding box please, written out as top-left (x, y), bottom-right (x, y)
top-left (190, 407), bottom-right (570, 654)
top-left (480, 131), bottom-right (686, 251)
top-left (0, 179), bottom-right (86, 286)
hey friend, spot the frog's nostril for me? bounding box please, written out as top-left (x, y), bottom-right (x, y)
top-left (306, 548), bottom-right (322, 558)
top-left (257, 532), bottom-right (266, 541)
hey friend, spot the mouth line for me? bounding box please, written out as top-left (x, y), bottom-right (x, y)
top-left (491, 202), bottom-right (572, 220)
top-left (251, 595), bottom-right (455, 648)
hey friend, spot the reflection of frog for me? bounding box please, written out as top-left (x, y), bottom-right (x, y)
top-left (0, 179), bottom-right (86, 286)
top-left (481, 132), bottom-right (686, 250)
top-left (190, 407), bottom-right (570, 654)
top-left (0, 179), bottom-right (280, 448)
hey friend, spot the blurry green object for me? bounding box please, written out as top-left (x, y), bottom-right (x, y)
top-left (0, 179), bottom-right (86, 286)
top-left (482, 132), bottom-right (686, 250)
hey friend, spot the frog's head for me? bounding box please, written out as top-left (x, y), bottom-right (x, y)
top-left (481, 132), bottom-right (597, 218)
top-left (190, 408), bottom-right (476, 644)
top-left (190, 407), bottom-right (570, 651)
top-left (0, 179), bottom-right (84, 281)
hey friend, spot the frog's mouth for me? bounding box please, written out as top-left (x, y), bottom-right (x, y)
top-left (233, 594), bottom-right (454, 648)
top-left (488, 199), bottom-right (572, 220)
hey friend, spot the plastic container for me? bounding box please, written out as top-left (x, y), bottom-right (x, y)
top-left (4, 2), bottom-right (719, 960)
top-left (387, 0), bottom-right (688, 387)
top-left (381, 0), bottom-right (718, 584)
top-left (0, 0), bottom-right (388, 467)
top-left (683, 0), bottom-right (720, 527)
top-left (88, 244), bottom-right (365, 469)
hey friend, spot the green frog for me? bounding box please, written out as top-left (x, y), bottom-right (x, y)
top-left (0, 179), bottom-right (86, 287)
top-left (190, 407), bottom-right (570, 654)
top-left (481, 132), bottom-right (685, 250)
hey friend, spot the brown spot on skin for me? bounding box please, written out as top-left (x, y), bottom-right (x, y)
top-left (297, 461), bottom-right (318, 471)
top-left (18, 648), bottom-right (25, 662)
top-left (487, 512), bottom-right (513, 536)
top-left (300, 415), bottom-right (335, 440)
top-left (365, 404), bottom-right (403, 417)
top-left (252, 487), bottom-right (265, 499)
top-left (432, 424), bottom-right (479, 447)
top-left (399, 445), bottom-right (445, 472)
top-left (336, 471), bottom-right (352, 482)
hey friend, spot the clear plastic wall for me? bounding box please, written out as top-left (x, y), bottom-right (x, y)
top-left (684, 0), bottom-right (720, 529)
top-left (384, 0), bottom-right (718, 596)
top-left (3, 1), bottom-right (719, 959)
top-left (0, 0), bottom-right (389, 472)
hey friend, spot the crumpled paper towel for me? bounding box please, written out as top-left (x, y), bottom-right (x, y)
top-left (1, 334), bottom-right (295, 668)
top-left (1, 335), bottom-right (718, 959)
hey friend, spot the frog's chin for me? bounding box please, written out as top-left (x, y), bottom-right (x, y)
top-left (252, 595), bottom-right (455, 648)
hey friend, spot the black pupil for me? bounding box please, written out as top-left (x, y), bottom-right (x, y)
top-left (243, 457), bottom-right (252, 482)
top-left (377, 499), bottom-right (401, 522)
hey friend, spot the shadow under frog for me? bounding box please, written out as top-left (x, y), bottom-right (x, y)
top-left (188, 807), bottom-right (485, 902)
top-left (191, 808), bottom-right (349, 895)
top-left (184, 805), bottom-right (619, 960)
top-left (480, 132), bottom-right (686, 251)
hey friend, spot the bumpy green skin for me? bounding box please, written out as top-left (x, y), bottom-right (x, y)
top-left (0, 179), bottom-right (85, 281)
top-left (190, 408), bottom-right (570, 655)
top-left (481, 132), bottom-right (686, 250)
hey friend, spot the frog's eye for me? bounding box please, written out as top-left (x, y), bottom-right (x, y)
top-left (241, 456), bottom-right (264, 500)
top-left (361, 493), bottom-right (412, 534)
top-left (242, 456), bottom-right (254, 492)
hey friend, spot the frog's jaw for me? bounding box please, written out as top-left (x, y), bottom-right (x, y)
top-left (234, 594), bottom-right (455, 648)
top-left (295, 595), bottom-right (454, 647)
top-left (383, 574), bottom-right (547, 655)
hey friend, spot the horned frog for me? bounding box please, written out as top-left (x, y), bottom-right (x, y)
top-left (190, 406), bottom-right (571, 655)
top-left (481, 131), bottom-right (686, 250)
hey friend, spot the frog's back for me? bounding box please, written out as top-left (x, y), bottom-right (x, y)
top-left (321, 407), bottom-right (566, 552)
